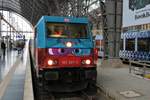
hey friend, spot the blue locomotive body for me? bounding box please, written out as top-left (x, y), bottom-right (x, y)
top-left (30, 16), bottom-right (98, 92)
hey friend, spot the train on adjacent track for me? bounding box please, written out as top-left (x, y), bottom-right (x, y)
top-left (119, 30), bottom-right (150, 61)
top-left (30, 16), bottom-right (98, 92)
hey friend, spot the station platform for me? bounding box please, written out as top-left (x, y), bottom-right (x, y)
top-left (0, 50), bottom-right (18, 82)
top-left (97, 59), bottom-right (150, 100)
top-left (1, 45), bottom-right (150, 100)
top-left (0, 40), bottom-right (34, 100)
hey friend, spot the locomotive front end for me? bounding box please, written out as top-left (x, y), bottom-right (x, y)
top-left (34, 16), bottom-right (98, 92)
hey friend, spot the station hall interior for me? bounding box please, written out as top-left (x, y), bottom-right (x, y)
top-left (0, 0), bottom-right (150, 100)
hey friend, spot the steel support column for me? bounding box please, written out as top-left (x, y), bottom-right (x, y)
top-left (99, 1), bottom-right (108, 58)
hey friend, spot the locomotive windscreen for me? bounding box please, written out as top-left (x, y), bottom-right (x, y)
top-left (46, 23), bottom-right (88, 38)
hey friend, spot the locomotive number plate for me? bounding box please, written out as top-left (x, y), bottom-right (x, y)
top-left (60, 58), bottom-right (80, 65)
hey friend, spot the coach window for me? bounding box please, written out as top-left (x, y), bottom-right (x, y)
top-left (126, 39), bottom-right (135, 51)
top-left (138, 38), bottom-right (150, 52)
top-left (120, 39), bottom-right (123, 50)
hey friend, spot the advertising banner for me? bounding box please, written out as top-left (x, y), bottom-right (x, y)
top-left (123, 0), bottom-right (150, 27)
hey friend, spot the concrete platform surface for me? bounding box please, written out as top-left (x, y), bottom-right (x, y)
top-left (0, 40), bottom-right (34, 100)
top-left (97, 63), bottom-right (150, 100)
top-left (0, 50), bottom-right (18, 82)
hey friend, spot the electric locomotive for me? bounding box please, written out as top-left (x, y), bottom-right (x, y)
top-left (30, 16), bottom-right (98, 92)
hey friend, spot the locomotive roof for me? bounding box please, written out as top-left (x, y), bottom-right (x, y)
top-left (35, 16), bottom-right (89, 27)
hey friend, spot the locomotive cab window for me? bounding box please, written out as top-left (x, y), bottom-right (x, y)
top-left (46, 23), bottom-right (88, 38)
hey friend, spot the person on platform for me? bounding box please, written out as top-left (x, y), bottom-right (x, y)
top-left (1, 41), bottom-right (6, 57)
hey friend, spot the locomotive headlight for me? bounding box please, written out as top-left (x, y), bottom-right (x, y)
top-left (82, 59), bottom-right (91, 65)
top-left (85, 59), bottom-right (91, 65)
top-left (66, 42), bottom-right (72, 48)
top-left (48, 59), bottom-right (53, 66)
top-left (47, 59), bottom-right (58, 66)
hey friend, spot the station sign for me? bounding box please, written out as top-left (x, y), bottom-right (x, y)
top-left (16, 35), bottom-right (25, 39)
top-left (123, 0), bottom-right (150, 27)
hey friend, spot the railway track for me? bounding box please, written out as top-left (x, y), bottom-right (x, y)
top-left (36, 85), bottom-right (109, 100)
top-left (80, 91), bottom-right (96, 100)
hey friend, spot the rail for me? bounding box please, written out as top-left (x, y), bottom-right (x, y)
top-left (36, 84), bottom-right (110, 100)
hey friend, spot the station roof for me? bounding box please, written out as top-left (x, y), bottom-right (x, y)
top-left (0, 0), bottom-right (101, 26)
